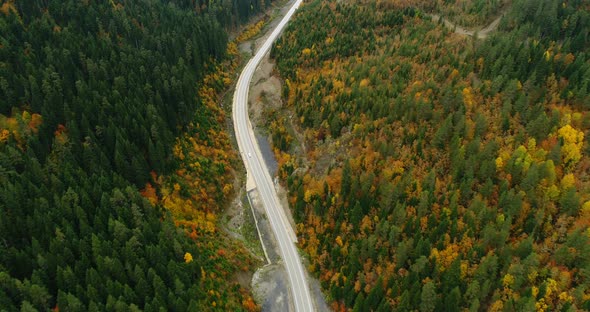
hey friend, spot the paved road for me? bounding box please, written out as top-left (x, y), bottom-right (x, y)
top-left (231, 0), bottom-right (314, 311)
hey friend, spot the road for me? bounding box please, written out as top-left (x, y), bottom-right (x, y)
top-left (231, 0), bottom-right (314, 311)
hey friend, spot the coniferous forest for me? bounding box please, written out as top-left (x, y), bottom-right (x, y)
top-left (0, 0), bottom-right (274, 310)
top-left (271, 0), bottom-right (590, 310)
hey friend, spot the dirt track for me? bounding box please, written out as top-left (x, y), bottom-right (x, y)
top-left (429, 10), bottom-right (506, 39)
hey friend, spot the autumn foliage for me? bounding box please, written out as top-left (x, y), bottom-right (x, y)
top-left (270, 0), bottom-right (590, 310)
top-left (0, 110), bottom-right (43, 146)
top-left (139, 43), bottom-right (261, 310)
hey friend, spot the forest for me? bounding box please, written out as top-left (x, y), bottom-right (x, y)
top-left (0, 0), bottom-right (274, 310)
top-left (271, 0), bottom-right (590, 310)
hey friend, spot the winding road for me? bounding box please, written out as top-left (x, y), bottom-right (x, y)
top-left (232, 0), bottom-right (314, 311)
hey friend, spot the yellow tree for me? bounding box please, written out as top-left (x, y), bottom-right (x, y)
top-left (558, 124), bottom-right (584, 170)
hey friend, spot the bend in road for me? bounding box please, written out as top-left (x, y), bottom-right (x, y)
top-left (232, 0), bottom-right (314, 311)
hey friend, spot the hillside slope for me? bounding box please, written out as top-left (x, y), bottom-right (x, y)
top-left (0, 0), bottom-right (274, 310)
top-left (270, 0), bottom-right (590, 310)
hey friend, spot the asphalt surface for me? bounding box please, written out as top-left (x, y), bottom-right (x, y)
top-left (231, 0), bottom-right (314, 311)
